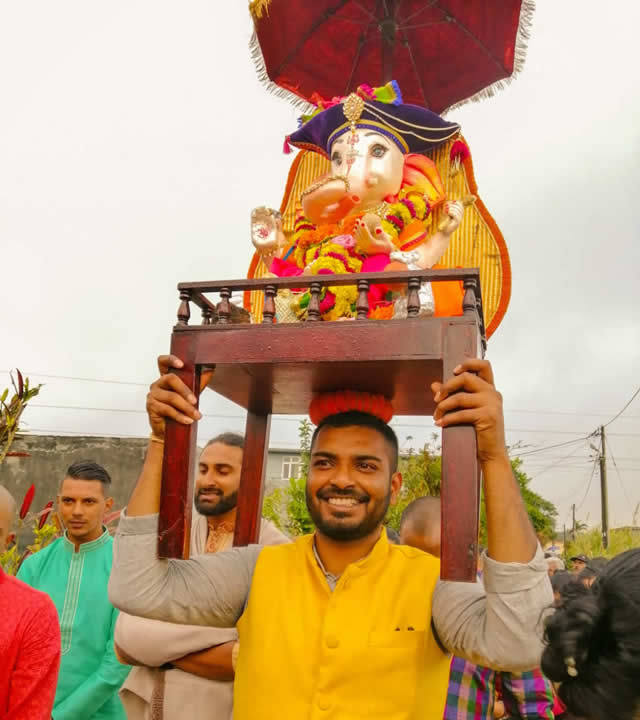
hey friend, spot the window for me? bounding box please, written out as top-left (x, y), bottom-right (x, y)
top-left (282, 455), bottom-right (303, 480)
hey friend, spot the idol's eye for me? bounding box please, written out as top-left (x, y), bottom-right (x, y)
top-left (370, 143), bottom-right (388, 158)
top-left (331, 151), bottom-right (342, 166)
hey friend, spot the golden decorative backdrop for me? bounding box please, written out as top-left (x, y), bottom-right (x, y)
top-left (246, 138), bottom-right (510, 337)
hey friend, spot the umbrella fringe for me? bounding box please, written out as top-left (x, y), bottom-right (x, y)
top-left (249, 31), bottom-right (316, 115)
top-left (443, 0), bottom-right (536, 116)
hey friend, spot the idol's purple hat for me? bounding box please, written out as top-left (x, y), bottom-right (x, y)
top-left (286, 82), bottom-right (460, 158)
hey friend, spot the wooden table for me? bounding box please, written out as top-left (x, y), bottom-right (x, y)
top-left (159, 268), bottom-right (486, 581)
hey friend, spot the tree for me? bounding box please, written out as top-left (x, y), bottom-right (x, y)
top-left (0, 369), bottom-right (58, 574)
top-left (566, 526), bottom-right (640, 560)
top-left (384, 437), bottom-right (441, 531)
top-left (262, 423), bottom-right (558, 543)
top-left (263, 420), bottom-right (315, 536)
top-left (0, 369), bottom-right (41, 464)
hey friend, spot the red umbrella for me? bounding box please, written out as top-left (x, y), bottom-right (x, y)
top-left (250, 0), bottom-right (534, 114)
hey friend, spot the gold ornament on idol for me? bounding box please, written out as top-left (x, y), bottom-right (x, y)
top-left (342, 93), bottom-right (365, 170)
top-left (300, 174), bottom-right (351, 200)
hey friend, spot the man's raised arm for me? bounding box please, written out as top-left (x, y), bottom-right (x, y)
top-left (108, 355), bottom-right (258, 627)
top-left (430, 360), bottom-right (552, 670)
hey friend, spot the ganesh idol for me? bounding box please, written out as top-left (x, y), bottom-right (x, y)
top-left (251, 82), bottom-right (469, 321)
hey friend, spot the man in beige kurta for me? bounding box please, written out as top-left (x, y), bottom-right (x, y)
top-left (114, 433), bottom-right (288, 719)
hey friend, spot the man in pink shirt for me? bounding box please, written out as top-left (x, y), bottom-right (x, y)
top-left (0, 485), bottom-right (61, 719)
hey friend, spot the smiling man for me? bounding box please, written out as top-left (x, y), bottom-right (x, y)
top-left (18, 461), bottom-right (131, 720)
top-left (115, 433), bottom-right (287, 720)
top-left (109, 355), bottom-right (552, 720)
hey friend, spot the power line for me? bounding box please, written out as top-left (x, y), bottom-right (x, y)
top-left (604, 386), bottom-right (640, 427)
top-left (7, 370), bottom-right (640, 421)
top-left (605, 436), bottom-right (636, 509)
top-left (506, 408), bottom-right (640, 420)
top-left (530, 441), bottom-right (589, 480)
top-left (575, 458), bottom-right (599, 512)
top-left (516, 436), bottom-right (593, 457)
top-left (30, 404), bottom-right (638, 437)
top-left (1, 370), bottom-right (148, 387)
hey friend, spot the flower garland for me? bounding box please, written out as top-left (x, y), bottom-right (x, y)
top-left (294, 240), bottom-right (362, 320)
top-left (292, 215), bottom-right (359, 270)
top-left (380, 192), bottom-right (431, 244)
top-left (288, 191), bottom-right (434, 320)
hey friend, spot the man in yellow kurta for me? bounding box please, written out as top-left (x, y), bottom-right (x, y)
top-left (109, 355), bottom-right (552, 720)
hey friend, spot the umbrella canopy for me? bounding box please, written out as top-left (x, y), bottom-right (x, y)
top-left (250, 0), bottom-right (534, 114)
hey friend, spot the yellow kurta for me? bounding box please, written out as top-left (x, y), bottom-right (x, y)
top-left (235, 531), bottom-right (450, 720)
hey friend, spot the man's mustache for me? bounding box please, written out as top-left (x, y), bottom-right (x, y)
top-left (196, 486), bottom-right (223, 497)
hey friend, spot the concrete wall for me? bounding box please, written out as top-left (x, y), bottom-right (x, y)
top-left (0, 434), bottom-right (148, 515)
top-left (0, 435), bottom-right (303, 516)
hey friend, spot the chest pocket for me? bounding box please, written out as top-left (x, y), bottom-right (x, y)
top-left (369, 629), bottom-right (427, 649)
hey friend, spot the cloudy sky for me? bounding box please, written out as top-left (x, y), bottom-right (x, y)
top-left (1, 1), bottom-right (639, 532)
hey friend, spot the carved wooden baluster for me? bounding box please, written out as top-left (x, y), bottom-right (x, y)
top-left (262, 284), bottom-right (276, 324)
top-left (407, 277), bottom-right (421, 317)
top-left (217, 287), bottom-right (232, 324)
top-left (201, 306), bottom-right (213, 325)
top-left (356, 279), bottom-right (370, 320)
top-left (462, 278), bottom-right (478, 316)
top-left (177, 289), bottom-right (191, 326)
top-left (307, 281), bottom-right (321, 321)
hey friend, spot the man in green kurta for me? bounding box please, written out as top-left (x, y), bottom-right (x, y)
top-left (18, 460), bottom-right (130, 720)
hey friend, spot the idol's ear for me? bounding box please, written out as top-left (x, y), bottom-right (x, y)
top-left (401, 153), bottom-right (446, 208)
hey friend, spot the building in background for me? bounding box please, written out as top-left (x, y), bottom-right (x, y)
top-left (0, 435), bottom-right (303, 531)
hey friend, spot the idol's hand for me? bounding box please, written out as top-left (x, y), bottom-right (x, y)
top-left (431, 359), bottom-right (507, 466)
top-left (354, 213), bottom-right (395, 255)
top-left (147, 355), bottom-right (212, 438)
top-left (438, 200), bottom-right (464, 236)
top-left (251, 206), bottom-right (286, 257)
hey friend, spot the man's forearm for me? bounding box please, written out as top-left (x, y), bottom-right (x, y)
top-left (114, 642), bottom-right (143, 667)
top-left (433, 546), bottom-right (552, 671)
top-left (110, 512), bottom-right (259, 628)
top-left (482, 455), bottom-right (537, 563)
top-left (172, 642), bottom-right (236, 682)
top-left (126, 440), bottom-right (164, 517)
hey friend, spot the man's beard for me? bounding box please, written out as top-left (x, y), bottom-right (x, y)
top-left (195, 489), bottom-right (238, 517)
top-left (305, 484), bottom-right (391, 542)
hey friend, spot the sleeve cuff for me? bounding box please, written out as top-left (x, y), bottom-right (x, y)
top-left (482, 543), bottom-right (547, 594)
top-left (117, 508), bottom-right (159, 536)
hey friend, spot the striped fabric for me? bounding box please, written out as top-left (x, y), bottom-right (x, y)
top-left (444, 657), bottom-right (494, 720)
top-left (500, 670), bottom-right (555, 720)
top-left (444, 656), bottom-right (554, 720)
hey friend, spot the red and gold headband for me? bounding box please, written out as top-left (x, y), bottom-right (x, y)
top-left (309, 390), bottom-right (394, 426)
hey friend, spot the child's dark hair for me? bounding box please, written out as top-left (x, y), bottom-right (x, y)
top-left (541, 548), bottom-right (640, 720)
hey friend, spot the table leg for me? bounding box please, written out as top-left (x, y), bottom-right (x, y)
top-left (234, 411), bottom-right (271, 546)
top-left (440, 322), bottom-right (480, 582)
top-left (158, 334), bottom-right (201, 559)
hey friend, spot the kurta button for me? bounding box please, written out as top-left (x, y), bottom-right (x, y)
top-left (325, 634), bottom-right (339, 648)
top-left (317, 694), bottom-right (332, 711)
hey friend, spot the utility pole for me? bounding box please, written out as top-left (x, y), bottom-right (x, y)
top-left (599, 425), bottom-right (609, 549)
top-left (572, 504), bottom-right (576, 539)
